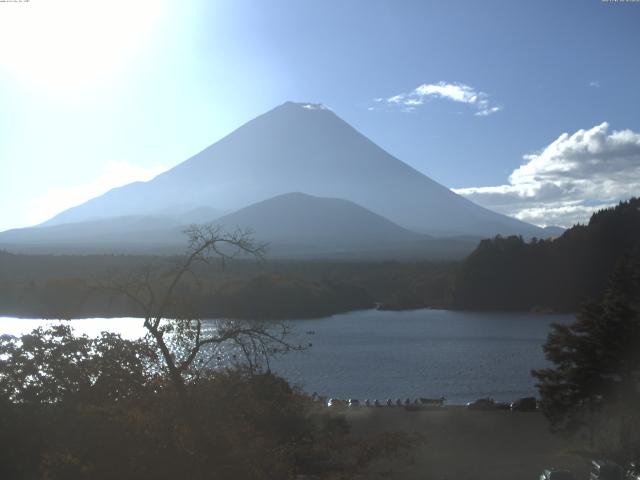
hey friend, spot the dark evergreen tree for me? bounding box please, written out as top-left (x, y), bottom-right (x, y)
top-left (532, 255), bottom-right (640, 437)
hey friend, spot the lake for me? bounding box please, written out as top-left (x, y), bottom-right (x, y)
top-left (0, 308), bottom-right (573, 405)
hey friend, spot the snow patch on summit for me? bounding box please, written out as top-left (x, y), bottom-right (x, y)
top-left (301, 103), bottom-right (329, 111)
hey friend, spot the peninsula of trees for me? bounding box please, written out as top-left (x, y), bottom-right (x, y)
top-left (454, 198), bottom-right (640, 312)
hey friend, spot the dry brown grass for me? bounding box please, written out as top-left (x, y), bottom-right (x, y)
top-left (344, 407), bottom-right (589, 480)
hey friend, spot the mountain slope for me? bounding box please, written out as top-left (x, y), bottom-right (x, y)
top-left (41, 102), bottom-right (543, 238)
top-left (0, 192), bottom-right (479, 259)
top-left (0, 216), bottom-right (185, 253)
top-left (212, 192), bottom-right (470, 258)
top-left (215, 192), bottom-right (420, 245)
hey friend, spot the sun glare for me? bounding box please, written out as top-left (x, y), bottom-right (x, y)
top-left (0, 0), bottom-right (166, 93)
top-left (25, 160), bottom-right (167, 226)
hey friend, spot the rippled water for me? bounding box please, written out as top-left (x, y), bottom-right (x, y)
top-left (0, 308), bottom-right (573, 404)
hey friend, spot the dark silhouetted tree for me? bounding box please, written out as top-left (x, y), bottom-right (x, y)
top-left (107, 225), bottom-right (302, 401)
top-left (532, 254), bottom-right (640, 453)
top-left (455, 197), bottom-right (640, 311)
top-left (0, 324), bottom-right (158, 404)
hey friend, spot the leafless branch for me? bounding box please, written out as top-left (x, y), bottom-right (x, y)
top-left (101, 223), bottom-right (296, 404)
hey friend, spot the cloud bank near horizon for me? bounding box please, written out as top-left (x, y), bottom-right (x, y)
top-left (454, 122), bottom-right (640, 227)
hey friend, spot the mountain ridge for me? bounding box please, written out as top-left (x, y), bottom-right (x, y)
top-left (214, 191), bottom-right (422, 244)
top-left (39, 101), bottom-right (544, 238)
top-left (0, 192), bottom-right (480, 259)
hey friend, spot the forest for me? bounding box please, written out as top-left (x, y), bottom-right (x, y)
top-left (454, 198), bottom-right (640, 312)
top-left (0, 252), bottom-right (456, 319)
top-left (0, 325), bottom-right (418, 480)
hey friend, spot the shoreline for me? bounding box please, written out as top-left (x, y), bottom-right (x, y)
top-left (0, 305), bottom-right (577, 322)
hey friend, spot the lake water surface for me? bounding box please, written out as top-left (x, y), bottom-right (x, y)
top-left (0, 309), bottom-right (573, 404)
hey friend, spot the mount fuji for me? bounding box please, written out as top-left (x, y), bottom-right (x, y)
top-left (1, 102), bottom-right (545, 257)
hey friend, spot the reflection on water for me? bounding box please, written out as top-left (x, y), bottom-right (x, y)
top-left (0, 317), bottom-right (147, 340)
top-left (0, 309), bottom-right (573, 404)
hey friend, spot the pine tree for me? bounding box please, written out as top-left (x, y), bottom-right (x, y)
top-left (532, 254), bottom-right (640, 435)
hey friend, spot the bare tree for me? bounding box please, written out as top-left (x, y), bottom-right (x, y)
top-left (107, 224), bottom-right (302, 405)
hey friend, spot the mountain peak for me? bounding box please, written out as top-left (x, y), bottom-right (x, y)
top-left (215, 191), bottom-right (419, 245)
top-left (278, 101), bottom-right (331, 111)
top-left (35, 102), bottom-right (544, 239)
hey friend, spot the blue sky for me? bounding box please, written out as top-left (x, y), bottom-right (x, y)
top-left (1, 0), bottom-right (639, 231)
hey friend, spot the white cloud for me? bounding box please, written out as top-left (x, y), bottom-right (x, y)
top-left (475, 106), bottom-right (502, 117)
top-left (387, 94), bottom-right (405, 104)
top-left (453, 122), bottom-right (640, 227)
top-left (26, 161), bottom-right (167, 226)
top-left (379, 81), bottom-right (502, 116)
top-left (414, 83), bottom-right (477, 103)
top-left (588, 80), bottom-right (600, 88)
